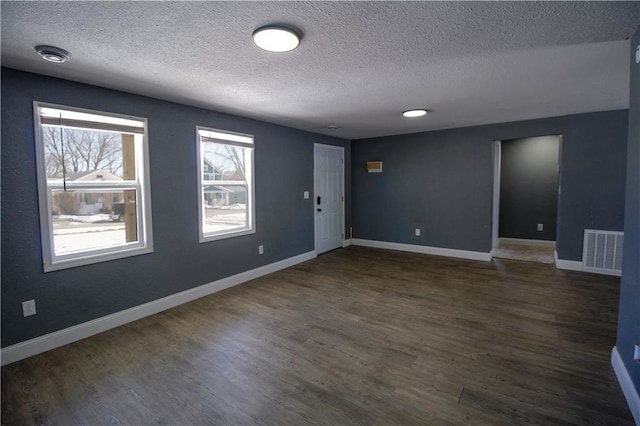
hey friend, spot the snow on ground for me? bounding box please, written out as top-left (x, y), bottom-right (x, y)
top-left (52, 209), bottom-right (247, 255)
top-left (57, 214), bottom-right (114, 223)
top-left (53, 215), bottom-right (126, 254)
top-left (54, 225), bottom-right (125, 235)
top-left (54, 229), bottom-right (127, 255)
top-left (203, 210), bottom-right (246, 233)
top-left (219, 203), bottom-right (245, 210)
top-left (205, 203), bottom-right (246, 210)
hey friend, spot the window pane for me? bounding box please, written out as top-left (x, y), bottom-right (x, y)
top-left (50, 189), bottom-right (138, 255)
top-left (35, 103), bottom-right (152, 271)
top-left (201, 143), bottom-right (248, 182)
top-left (197, 126), bottom-right (254, 242)
top-left (42, 127), bottom-right (137, 180)
top-left (202, 184), bottom-right (248, 234)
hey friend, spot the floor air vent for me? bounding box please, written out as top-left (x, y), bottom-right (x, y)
top-left (582, 229), bottom-right (623, 276)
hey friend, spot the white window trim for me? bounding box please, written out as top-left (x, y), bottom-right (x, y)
top-left (33, 101), bottom-right (154, 272)
top-left (196, 126), bottom-right (255, 243)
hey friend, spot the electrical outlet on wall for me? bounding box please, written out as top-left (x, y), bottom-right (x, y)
top-left (415, 228), bottom-right (421, 237)
top-left (537, 224), bottom-right (544, 231)
top-left (22, 300), bottom-right (36, 317)
top-left (258, 245), bottom-right (264, 255)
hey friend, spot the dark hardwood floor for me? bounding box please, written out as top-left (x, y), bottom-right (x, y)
top-left (1, 246), bottom-right (633, 425)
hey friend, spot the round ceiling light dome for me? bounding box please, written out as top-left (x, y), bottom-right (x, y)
top-left (252, 25), bottom-right (300, 53)
top-left (402, 109), bottom-right (428, 118)
top-left (35, 45), bottom-right (71, 63)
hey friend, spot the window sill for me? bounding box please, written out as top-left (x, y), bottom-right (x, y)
top-left (199, 228), bottom-right (255, 243)
top-left (44, 245), bottom-right (154, 273)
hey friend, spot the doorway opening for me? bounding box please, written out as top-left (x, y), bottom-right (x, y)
top-left (492, 135), bottom-right (561, 264)
top-left (314, 144), bottom-right (345, 255)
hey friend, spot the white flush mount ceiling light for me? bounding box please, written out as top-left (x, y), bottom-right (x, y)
top-left (35, 45), bottom-right (71, 63)
top-left (402, 109), bottom-right (428, 118)
top-left (253, 25), bottom-right (300, 53)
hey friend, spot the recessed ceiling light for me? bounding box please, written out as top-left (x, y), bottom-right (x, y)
top-left (402, 109), bottom-right (428, 118)
top-left (326, 125), bottom-right (340, 130)
top-left (252, 25), bottom-right (300, 53)
top-left (35, 45), bottom-right (71, 63)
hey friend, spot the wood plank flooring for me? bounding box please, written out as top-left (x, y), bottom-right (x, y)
top-left (1, 246), bottom-right (633, 425)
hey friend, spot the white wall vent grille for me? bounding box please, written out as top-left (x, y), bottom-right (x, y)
top-left (582, 229), bottom-right (624, 276)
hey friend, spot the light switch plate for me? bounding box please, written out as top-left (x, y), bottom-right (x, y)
top-left (303, 191), bottom-right (309, 199)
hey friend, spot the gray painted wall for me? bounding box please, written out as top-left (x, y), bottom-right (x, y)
top-left (353, 110), bottom-right (627, 259)
top-left (617, 27), bottom-right (640, 399)
top-left (499, 136), bottom-right (560, 241)
top-left (1, 68), bottom-right (351, 348)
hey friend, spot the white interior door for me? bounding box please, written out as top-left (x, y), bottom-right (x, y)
top-left (314, 144), bottom-right (344, 254)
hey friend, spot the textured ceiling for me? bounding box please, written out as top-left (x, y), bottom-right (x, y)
top-left (2, 1), bottom-right (639, 139)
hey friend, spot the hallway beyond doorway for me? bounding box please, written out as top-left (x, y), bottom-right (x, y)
top-left (493, 238), bottom-right (555, 264)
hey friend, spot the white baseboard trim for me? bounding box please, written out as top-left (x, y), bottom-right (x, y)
top-left (499, 237), bottom-right (556, 247)
top-left (554, 250), bottom-right (583, 272)
top-left (583, 267), bottom-right (622, 277)
top-left (343, 239), bottom-right (352, 248)
top-left (352, 239), bottom-right (491, 262)
top-left (554, 250), bottom-right (621, 276)
top-left (612, 346), bottom-right (640, 425)
top-left (0, 250), bottom-right (317, 366)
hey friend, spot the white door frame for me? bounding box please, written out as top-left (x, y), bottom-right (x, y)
top-left (313, 143), bottom-right (345, 254)
top-left (491, 140), bottom-right (501, 253)
top-left (491, 136), bottom-right (563, 257)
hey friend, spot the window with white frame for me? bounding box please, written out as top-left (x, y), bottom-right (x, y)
top-left (197, 126), bottom-right (255, 242)
top-left (34, 102), bottom-right (153, 271)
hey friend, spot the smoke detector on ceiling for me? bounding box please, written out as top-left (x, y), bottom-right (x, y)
top-left (35, 45), bottom-right (71, 63)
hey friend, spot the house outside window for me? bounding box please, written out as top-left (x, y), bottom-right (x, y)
top-left (34, 102), bottom-right (153, 272)
top-left (197, 126), bottom-right (255, 242)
